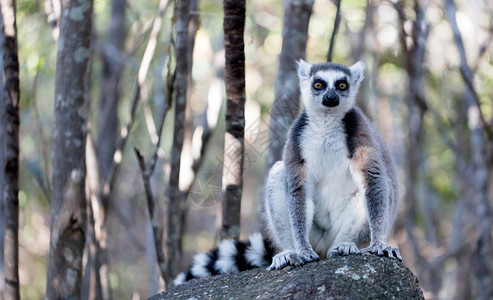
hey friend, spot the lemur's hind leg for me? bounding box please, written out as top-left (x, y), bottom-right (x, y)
top-left (264, 162), bottom-right (293, 251)
top-left (264, 162), bottom-right (317, 269)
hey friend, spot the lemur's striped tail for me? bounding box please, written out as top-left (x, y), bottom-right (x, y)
top-left (173, 233), bottom-right (275, 286)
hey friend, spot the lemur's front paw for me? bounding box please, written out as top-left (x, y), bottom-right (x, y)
top-left (299, 248), bottom-right (319, 263)
top-left (268, 250), bottom-right (303, 270)
top-left (359, 244), bottom-right (402, 261)
top-left (328, 242), bottom-right (359, 257)
top-left (268, 249), bottom-right (319, 270)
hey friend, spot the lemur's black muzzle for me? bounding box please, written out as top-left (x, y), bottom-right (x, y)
top-left (322, 90), bottom-right (339, 107)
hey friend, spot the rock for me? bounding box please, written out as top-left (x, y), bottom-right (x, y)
top-left (150, 254), bottom-right (424, 300)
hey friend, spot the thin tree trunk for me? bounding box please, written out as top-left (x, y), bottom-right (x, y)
top-left (46, 0), bottom-right (93, 297)
top-left (83, 134), bottom-right (110, 300)
top-left (266, 0), bottom-right (313, 172)
top-left (83, 0), bottom-right (127, 298)
top-left (327, 0), bottom-right (341, 62)
top-left (393, 0), bottom-right (429, 272)
top-left (1, 0), bottom-right (20, 298)
top-left (136, 56), bottom-right (174, 291)
top-left (145, 222), bottom-right (159, 294)
top-left (98, 0), bottom-right (126, 189)
top-left (0, 6), bottom-right (6, 296)
top-left (166, 0), bottom-right (191, 286)
top-left (464, 87), bottom-right (493, 299)
top-left (445, 1), bottom-right (493, 298)
top-left (220, 0), bottom-right (246, 241)
top-left (135, 149), bottom-right (168, 285)
top-left (452, 102), bottom-right (474, 299)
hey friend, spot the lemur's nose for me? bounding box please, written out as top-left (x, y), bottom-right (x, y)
top-left (322, 90), bottom-right (339, 107)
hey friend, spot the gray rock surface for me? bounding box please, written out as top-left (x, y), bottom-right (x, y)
top-left (150, 254), bottom-right (424, 300)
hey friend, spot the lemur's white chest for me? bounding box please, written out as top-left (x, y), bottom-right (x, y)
top-left (301, 119), bottom-right (366, 231)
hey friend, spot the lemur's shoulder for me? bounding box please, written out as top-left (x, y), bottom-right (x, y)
top-left (342, 107), bottom-right (397, 186)
top-left (342, 107), bottom-right (389, 159)
top-left (289, 112), bottom-right (309, 141)
top-left (282, 112), bottom-right (308, 165)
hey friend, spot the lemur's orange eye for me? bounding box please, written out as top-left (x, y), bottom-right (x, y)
top-left (338, 82), bottom-right (348, 90)
top-left (313, 82), bottom-right (323, 90)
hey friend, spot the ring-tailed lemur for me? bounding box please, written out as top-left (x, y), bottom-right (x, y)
top-left (174, 60), bottom-right (401, 286)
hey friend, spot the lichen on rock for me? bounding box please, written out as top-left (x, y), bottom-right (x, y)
top-left (150, 254), bottom-right (424, 300)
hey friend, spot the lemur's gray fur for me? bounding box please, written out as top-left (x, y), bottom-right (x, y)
top-left (174, 61), bottom-right (400, 286)
top-left (264, 60), bottom-right (400, 270)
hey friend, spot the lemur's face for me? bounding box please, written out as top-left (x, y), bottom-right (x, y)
top-left (297, 60), bottom-right (365, 116)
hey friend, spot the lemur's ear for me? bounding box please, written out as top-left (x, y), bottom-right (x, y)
top-left (296, 59), bottom-right (311, 80)
top-left (349, 61), bottom-right (365, 85)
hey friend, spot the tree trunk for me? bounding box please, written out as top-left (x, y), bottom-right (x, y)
top-left (395, 0), bottom-right (429, 280)
top-left (1, 0), bottom-right (20, 298)
top-left (220, 0), bottom-right (246, 241)
top-left (166, 0), bottom-right (191, 286)
top-left (462, 87), bottom-right (492, 300)
top-left (97, 0), bottom-right (126, 190)
top-left (451, 98), bottom-right (474, 300)
top-left (83, 0), bottom-right (127, 298)
top-left (445, 0), bottom-right (493, 298)
top-left (266, 0), bottom-right (314, 172)
top-left (46, 0), bottom-right (93, 298)
top-left (0, 6), bottom-right (6, 296)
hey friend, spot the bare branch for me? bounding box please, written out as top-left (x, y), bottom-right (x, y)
top-left (327, 0), bottom-right (342, 62)
top-left (101, 80), bottom-right (139, 201)
top-left (148, 55), bottom-right (175, 176)
top-left (135, 149), bottom-right (167, 284)
top-left (101, 0), bottom-right (172, 206)
top-left (131, 39), bottom-right (175, 285)
top-left (138, 0), bottom-right (172, 146)
top-left (445, 0), bottom-right (491, 136)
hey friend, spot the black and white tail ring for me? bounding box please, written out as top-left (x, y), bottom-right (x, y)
top-left (173, 233), bottom-right (276, 286)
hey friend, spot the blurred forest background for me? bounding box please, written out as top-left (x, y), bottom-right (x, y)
top-left (0, 0), bottom-right (493, 299)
